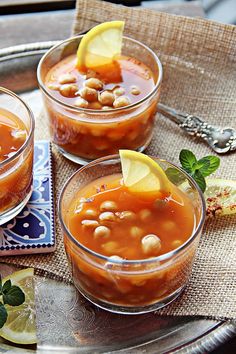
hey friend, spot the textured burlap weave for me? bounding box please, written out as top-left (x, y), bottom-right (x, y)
top-left (2, 0), bottom-right (236, 320)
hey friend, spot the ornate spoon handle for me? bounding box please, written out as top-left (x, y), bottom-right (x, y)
top-left (157, 103), bottom-right (236, 154)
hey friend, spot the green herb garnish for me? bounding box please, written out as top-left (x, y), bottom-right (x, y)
top-left (0, 274), bottom-right (25, 328)
top-left (179, 149), bottom-right (220, 192)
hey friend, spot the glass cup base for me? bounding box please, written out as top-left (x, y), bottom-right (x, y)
top-left (0, 188), bottom-right (33, 226)
top-left (75, 283), bottom-right (185, 315)
top-left (56, 134), bottom-right (153, 165)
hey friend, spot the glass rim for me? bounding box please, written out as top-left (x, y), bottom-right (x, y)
top-left (0, 87), bottom-right (35, 168)
top-left (37, 35), bottom-right (163, 115)
top-left (58, 154), bottom-right (206, 265)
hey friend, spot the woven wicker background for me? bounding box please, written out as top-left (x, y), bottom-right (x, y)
top-left (2, 0), bottom-right (236, 320)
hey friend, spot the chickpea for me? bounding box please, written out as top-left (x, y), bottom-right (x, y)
top-left (81, 220), bottom-right (99, 228)
top-left (102, 106), bottom-right (113, 110)
top-left (139, 209), bottom-right (152, 222)
top-left (116, 282), bottom-right (133, 294)
top-left (119, 211), bottom-right (136, 221)
top-left (79, 87), bottom-right (98, 102)
top-left (130, 226), bottom-right (143, 238)
top-left (74, 97), bottom-right (88, 108)
top-left (102, 241), bottom-right (119, 254)
top-left (113, 96), bottom-right (131, 108)
top-left (89, 101), bottom-right (102, 110)
top-left (85, 78), bottom-right (103, 90)
top-left (100, 201), bottom-right (118, 212)
top-left (172, 240), bottom-right (183, 249)
top-left (58, 73), bottom-right (76, 84)
top-left (130, 85), bottom-right (141, 95)
top-left (94, 226), bottom-right (111, 238)
top-left (141, 234), bottom-right (161, 255)
top-left (90, 128), bottom-right (104, 137)
top-left (162, 221), bottom-right (176, 232)
top-left (95, 140), bottom-right (110, 151)
top-left (11, 130), bottom-right (27, 141)
top-left (99, 91), bottom-right (115, 106)
top-left (48, 83), bottom-right (60, 91)
top-left (107, 131), bottom-right (124, 141)
top-left (127, 130), bottom-right (139, 141)
top-left (59, 84), bottom-right (78, 97)
top-left (84, 209), bottom-right (98, 218)
top-left (131, 278), bottom-right (146, 286)
top-left (99, 212), bottom-right (116, 222)
top-left (113, 87), bottom-right (125, 96)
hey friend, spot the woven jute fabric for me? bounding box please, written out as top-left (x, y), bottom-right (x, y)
top-left (2, 0), bottom-right (236, 320)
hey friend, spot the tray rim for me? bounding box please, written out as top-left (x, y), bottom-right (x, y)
top-left (0, 41), bottom-right (235, 353)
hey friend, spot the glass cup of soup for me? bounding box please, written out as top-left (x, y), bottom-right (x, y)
top-left (0, 87), bottom-right (35, 225)
top-left (59, 155), bottom-right (205, 314)
top-left (37, 36), bottom-right (162, 165)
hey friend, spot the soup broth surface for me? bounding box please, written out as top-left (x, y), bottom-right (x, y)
top-left (66, 174), bottom-right (195, 260)
top-left (0, 108), bottom-right (27, 163)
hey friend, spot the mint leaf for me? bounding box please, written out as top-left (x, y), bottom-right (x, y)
top-left (165, 167), bottom-right (186, 185)
top-left (197, 156), bottom-right (220, 177)
top-left (191, 170), bottom-right (206, 193)
top-left (179, 150), bottom-right (197, 173)
top-left (2, 280), bottom-right (11, 294)
top-left (0, 302), bottom-right (7, 328)
top-left (3, 285), bottom-right (25, 306)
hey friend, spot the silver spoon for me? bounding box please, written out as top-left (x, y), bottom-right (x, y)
top-left (157, 103), bottom-right (236, 154)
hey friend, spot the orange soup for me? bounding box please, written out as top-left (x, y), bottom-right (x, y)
top-left (0, 108), bottom-right (33, 213)
top-left (0, 108), bottom-right (27, 162)
top-left (45, 55), bottom-right (155, 109)
top-left (40, 41), bottom-right (161, 161)
top-left (64, 174), bottom-right (197, 307)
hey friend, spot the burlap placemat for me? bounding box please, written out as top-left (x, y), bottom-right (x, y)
top-left (2, 0), bottom-right (236, 320)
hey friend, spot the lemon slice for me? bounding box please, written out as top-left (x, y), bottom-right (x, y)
top-left (119, 150), bottom-right (171, 198)
top-left (0, 268), bottom-right (37, 344)
top-left (205, 178), bottom-right (236, 217)
top-left (77, 21), bottom-right (125, 69)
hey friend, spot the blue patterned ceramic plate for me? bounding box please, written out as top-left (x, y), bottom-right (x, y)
top-left (0, 141), bottom-right (55, 256)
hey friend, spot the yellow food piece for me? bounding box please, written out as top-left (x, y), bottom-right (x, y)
top-left (77, 21), bottom-right (125, 69)
top-left (205, 178), bottom-right (236, 217)
top-left (0, 268), bottom-right (37, 344)
top-left (119, 150), bottom-right (171, 198)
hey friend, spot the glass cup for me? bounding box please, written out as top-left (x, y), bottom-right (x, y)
top-left (59, 155), bottom-right (206, 314)
top-left (37, 36), bottom-right (162, 165)
top-left (0, 87), bottom-right (35, 225)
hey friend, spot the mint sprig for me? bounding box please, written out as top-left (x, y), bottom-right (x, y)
top-left (0, 274), bottom-right (25, 328)
top-left (179, 149), bottom-right (220, 192)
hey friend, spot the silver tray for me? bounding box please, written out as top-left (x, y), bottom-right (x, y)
top-left (0, 42), bottom-right (235, 354)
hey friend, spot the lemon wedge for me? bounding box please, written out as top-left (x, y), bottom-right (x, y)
top-left (119, 150), bottom-right (172, 198)
top-left (77, 21), bottom-right (125, 69)
top-left (0, 268), bottom-right (37, 345)
top-left (205, 178), bottom-right (236, 217)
